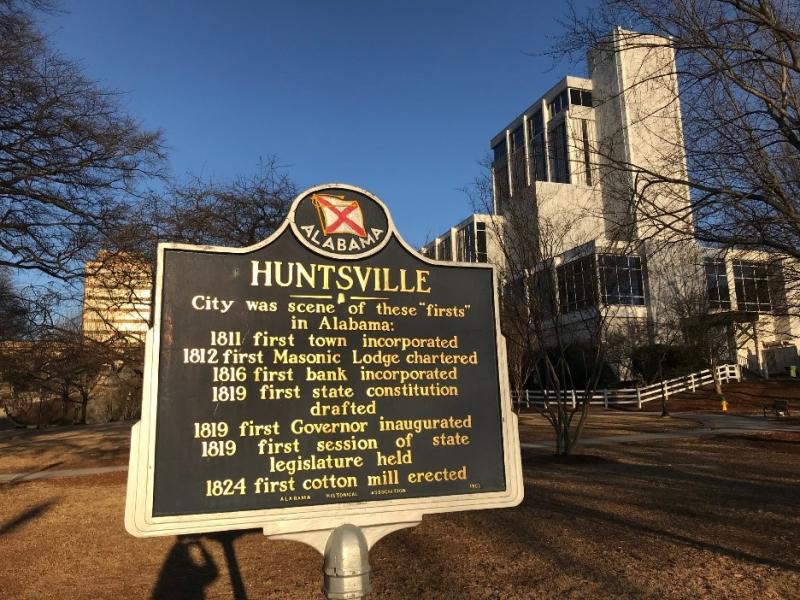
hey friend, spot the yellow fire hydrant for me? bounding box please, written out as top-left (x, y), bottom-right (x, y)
top-left (721, 397), bottom-right (728, 412)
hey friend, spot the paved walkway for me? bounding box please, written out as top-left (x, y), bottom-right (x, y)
top-left (520, 412), bottom-right (800, 450)
top-left (0, 464), bottom-right (127, 483)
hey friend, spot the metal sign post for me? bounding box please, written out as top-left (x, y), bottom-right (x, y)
top-left (323, 524), bottom-right (370, 600)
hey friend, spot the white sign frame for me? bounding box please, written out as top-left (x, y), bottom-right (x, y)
top-left (125, 184), bottom-right (523, 551)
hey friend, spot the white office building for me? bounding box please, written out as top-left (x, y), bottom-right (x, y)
top-left (426, 28), bottom-right (800, 377)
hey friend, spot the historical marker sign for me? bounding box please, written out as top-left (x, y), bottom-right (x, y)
top-left (125, 184), bottom-right (522, 538)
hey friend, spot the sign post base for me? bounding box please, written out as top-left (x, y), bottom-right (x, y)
top-left (322, 524), bottom-right (370, 600)
top-left (265, 520), bottom-right (421, 599)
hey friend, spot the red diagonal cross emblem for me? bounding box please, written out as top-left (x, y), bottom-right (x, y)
top-left (315, 196), bottom-right (366, 237)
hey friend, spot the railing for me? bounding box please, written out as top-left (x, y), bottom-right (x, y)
top-left (511, 364), bottom-right (740, 410)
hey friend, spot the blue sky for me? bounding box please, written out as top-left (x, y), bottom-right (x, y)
top-left (42, 1), bottom-right (591, 247)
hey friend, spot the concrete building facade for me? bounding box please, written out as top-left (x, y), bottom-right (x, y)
top-left (426, 28), bottom-right (800, 377)
top-left (420, 214), bottom-right (502, 265)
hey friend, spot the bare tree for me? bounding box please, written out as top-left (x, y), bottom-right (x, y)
top-left (0, 0), bottom-right (165, 423)
top-left (153, 157), bottom-right (296, 248)
top-left (0, 268), bottom-right (30, 340)
top-left (0, 1), bottom-right (164, 282)
top-left (0, 2), bottom-right (298, 424)
top-left (464, 165), bottom-right (616, 456)
top-left (556, 0), bottom-right (800, 308)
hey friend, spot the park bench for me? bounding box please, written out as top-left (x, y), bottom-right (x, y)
top-left (763, 399), bottom-right (791, 418)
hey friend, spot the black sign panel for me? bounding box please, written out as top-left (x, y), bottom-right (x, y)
top-left (150, 186), bottom-right (506, 517)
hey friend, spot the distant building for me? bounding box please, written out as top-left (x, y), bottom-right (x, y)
top-left (427, 28), bottom-right (799, 377)
top-left (420, 214), bottom-right (503, 265)
top-left (82, 252), bottom-right (151, 344)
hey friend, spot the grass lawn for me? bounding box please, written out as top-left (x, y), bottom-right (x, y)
top-left (1, 414), bottom-right (799, 599)
top-left (0, 421), bottom-right (131, 474)
top-left (516, 410), bottom-right (702, 445)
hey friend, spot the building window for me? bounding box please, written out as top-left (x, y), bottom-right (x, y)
top-left (456, 228), bottom-right (465, 262)
top-left (439, 235), bottom-right (452, 261)
top-left (704, 258), bottom-right (731, 309)
top-left (528, 115), bottom-right (547, 182)
top-left (733, 260), bottom-right (772, 312)
top-left (548, 123), bottom-right (570, 184)
top-left (492, 141), bottom-right (507, 164)
top-left (475, 222), bottom-right (487, 263)
top-left (455, 222), bottom-right (488, 263)
top-left (548, 89), bottom-right (569, 116)
top-left (531, 135), bottom-right (547, 182)
top-left (456, 225), bottom-right (471, 262)
top-left (493, 164), bottom-right (510, 213)
top-left (533, 269), bottom-right (556, 317)
top-left (531, 111), bottom-right (543, 136)
top-left (598, 254), bottom-right (645, 306)
top-left (569, 88), bottom-right (593, 107)
top-left (557, 254), bottom-right (596, 313)
top-left (581, 119), bottom-right (593, 186)
top-left (511, 126), bottom-right (524, 153)
top-left (510, 125), bottom-right (527, 194)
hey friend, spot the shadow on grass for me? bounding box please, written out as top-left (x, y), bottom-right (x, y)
top-left (151, 531), bottom-right (252, 600)
top-left (208, 531), bottom-right (249, 599)
top-left (0, 500), bottom-right (54, 536)
top-left (151, 537), bottom-right (219, 600)
top-left (0, 422), bottom-right (131, 468)
top-left (505, 444), bottom-right (800, 576)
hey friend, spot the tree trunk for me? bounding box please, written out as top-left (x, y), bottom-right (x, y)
top-left (79, 390), bottom-right (89, 424)
top-left (554, 420), bottom-right (564, 455)
top-left (659, 360), bottom-right (670, 417)
top-left (61, 381), bottom-right (70, 422)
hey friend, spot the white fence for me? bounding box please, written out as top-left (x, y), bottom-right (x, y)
top-left (511, 364), bottom-right (741, 410)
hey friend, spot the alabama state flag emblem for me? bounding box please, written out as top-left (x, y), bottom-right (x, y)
top-left (311, 194), bottom-right (367, 238)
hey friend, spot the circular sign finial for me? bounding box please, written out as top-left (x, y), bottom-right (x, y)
top-left (290, 184), bottom-right (392, 259)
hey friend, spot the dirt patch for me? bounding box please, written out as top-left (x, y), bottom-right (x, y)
top-left (1, 433), bottom-right (798, 599)
top-left (668, 379), bottom-right (800, 418)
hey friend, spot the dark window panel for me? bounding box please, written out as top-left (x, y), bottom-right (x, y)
top-left (531, 111), bottom-right (543, 135)
top-left (548, 90), bottom-right (570, 116)
top-left (493, 141), bottom-right (507, 164)
top-left (704, 258), bottom-right (731, 309)
top-left (510, 141), bottom-right (528, 195)
top-left (548, 123), bottom-right (570, 183)
top-left (493, 164), bottom-right (510, 213)
top-left (598, 254), bottom-right (646, 306)
top-left (533, 269), bottom-right (556, 317)
top-left (511, 126), bottom-right (524, 153)
top-left (556, 254), bottom-right (597, 313)
top-left (476, 222), bottom-right (487, 263)
top-left (531, 135), bottom-right (547, 182)
top-left (439, 236), bottom-right (452, 261)
top-left (581, 119), bottom-right (593, 186)
top-left (732, 260), bottom-right (772, 312)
